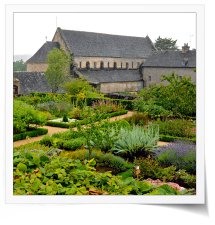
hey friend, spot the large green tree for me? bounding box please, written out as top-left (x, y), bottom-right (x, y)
top-left (45, 48), bottom-right (71, 93)
top-left (154, 36), bottom-right (178, 50)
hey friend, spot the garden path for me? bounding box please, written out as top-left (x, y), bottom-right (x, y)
top-left (13, 111), bottom-right (169, 148)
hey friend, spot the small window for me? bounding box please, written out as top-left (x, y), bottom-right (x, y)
top-left (126, 62), bottom-right (129, 69)
top-left (113, 62), bottom-right (117, 69)
top-left (121, 62), bottom-right (123, 68)
top-left (108, 62), bottom-right (109, 68)
top-left (86, 61), bottom-right (90, 69)
top-left (148, 76), bottom-right (151, 81)
top-left (100, 61), bottom-right (104, 69)
top-left (94, 62), bottom-right (97, 69)
top-left (79, 62), bottom-right (82, 68)
top-left (132, 62), bottom-right (134, 69)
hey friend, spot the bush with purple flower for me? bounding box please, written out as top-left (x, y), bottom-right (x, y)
top-left (155, 141), bottom-right (196, 174)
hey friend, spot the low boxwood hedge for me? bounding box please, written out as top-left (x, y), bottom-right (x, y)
top-left (46, 110), bottom-right (128, 128)
top-left (159, 134), bottom-right (196, 143)
top-left (13, 128), bottom-right (48, 141)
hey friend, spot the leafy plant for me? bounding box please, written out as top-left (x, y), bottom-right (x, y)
top-left (155, 141), bottom-right (196, 174)
top-left (112, 125), bottom-right (159, 160)
top-left (13, 100), bottom-right (47, 134)
top-left (138, 74), bottom-right (196, 118)
top-left (154, 119), bottom-right (195, 138)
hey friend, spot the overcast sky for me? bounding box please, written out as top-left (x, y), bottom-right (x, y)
top-left (14, 12), bottom-right (196, 56)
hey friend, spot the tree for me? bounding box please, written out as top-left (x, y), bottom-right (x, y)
top-left (13, 60), bottom-right (26, 71)
top-left (45, 48), bottom-right (71, 93)
top-left (154, 36), bottom-right (178, 50)
top-left (62, 78), bottom-right (95, 96)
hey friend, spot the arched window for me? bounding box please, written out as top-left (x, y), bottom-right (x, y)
top-left (94, 62), bottom-right (97, 69)
top-left (107, 62), bottom-right (109, 68)
top-left (113, 62), bottom-right (117, 69)
top-left (100, 61), bottom-right (104, 69)
top-left (126, 62), bottom-right (129, 69)
top-left (79, 62), bottom-right (82, 68)
top-left (132, 62), bottom-right (134, 69)
top-left (86, 61), bottom-right (90, 69)
top-left (121, 62), bottom-right (123, 68)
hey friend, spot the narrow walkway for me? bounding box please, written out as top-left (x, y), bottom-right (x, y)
top-left (13, 111), bottom-right (169, 148)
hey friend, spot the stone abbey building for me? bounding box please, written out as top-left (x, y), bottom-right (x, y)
top-left (14, 27), bottom-right (196, 95)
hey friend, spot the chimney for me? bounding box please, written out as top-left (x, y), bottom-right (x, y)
top-left (182, 43), bottom-right (190, 53)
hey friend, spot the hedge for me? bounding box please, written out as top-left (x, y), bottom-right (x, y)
top-left (159, 134), bottom-right (196, 143)
top-left (46, 110), bottom-right (128, 128)
top-left (13, 128), bottom-right (48, 141)
top-left (71, 96), bottom-right (135, 110)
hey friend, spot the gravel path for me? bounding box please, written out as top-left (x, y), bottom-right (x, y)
top-left (13, 111), bottom-right (169, 148)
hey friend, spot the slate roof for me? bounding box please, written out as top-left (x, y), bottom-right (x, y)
top-left (14, 72), bottom-right (63, 94)
top-left (26, 42), bottom-right (60, 64)
top-left (77, 69), bottom-right (142, 84)
top-left (56, 28), bottom-right (156, 58)
top-left (143, 50), bottom-right (196, 68)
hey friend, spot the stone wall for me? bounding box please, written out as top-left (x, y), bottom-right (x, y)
top-left (100, 81), bottom-right (143, 93)
top-left (143, 67), bottom-right (196, 87)
top-left (52, 30), bottom-right (70, 53)
top-left (74, 56), bottom-right (144, 70)
top-left (27, 63), bottom-right (48, 72)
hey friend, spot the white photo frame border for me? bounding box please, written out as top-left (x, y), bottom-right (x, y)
top-left (6, 4), bottom-right (205, 204)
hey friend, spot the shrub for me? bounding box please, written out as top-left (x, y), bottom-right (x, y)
top-left (61, 149), bottom-right (133, 174)
top-left (138, 74), bottom-right (196, 117)
top-left (133, 100), bottom-right (173, 120)
top-left (125, 112), bottom-right (149, 126)
top-left (62, 114), bottom-right (68, 122)
top-left (154, 119), bottom-right (195, 138)
top-left (40, 135), bottom-right (85, 151)
top-left (155, 141), bottom-right (196, 174)
top-left (13, 100), bottom-right (47, 134)
top-left (112, 125), bottom-right (159, 160)
top-left (92, 100), bottom-right (124, 113)
top-left (62, 138), bottom-right (85, 150)
top-left (13, 128), bottom-right (48, 141)
top-left (134, 157), bottom-right (196, 188)
top-left (159, 134), bottom-right (196, 143)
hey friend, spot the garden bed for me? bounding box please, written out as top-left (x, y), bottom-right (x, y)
top-left (45, 110), bottom-right (128, 128)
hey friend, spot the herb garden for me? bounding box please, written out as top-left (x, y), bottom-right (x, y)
top-left (13, 74), bottom-right (196, 195)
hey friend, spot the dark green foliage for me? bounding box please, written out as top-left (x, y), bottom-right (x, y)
top-left (13, 60), bottom-right (26, 71)
top-left (154, 36), bottom-right (178, 50)
top-left (155, 119), bottom-right (195, 138)
top-left (159, 134), bottom-right (196, 143)
top-left (62, 114), bottom-right (68, 122)
top-left (138, 74), bottom-right (196, 118)
top-left (13, 128), bottom-right (48, 141)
